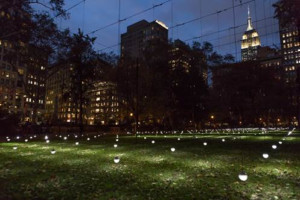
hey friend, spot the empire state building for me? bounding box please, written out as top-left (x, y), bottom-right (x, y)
top-left (241, 7), bottom-right (261, 61)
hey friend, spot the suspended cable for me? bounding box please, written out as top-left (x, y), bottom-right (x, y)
top-left (54, 0), bottom-right (87, 18)
top-left (88, 0), bottom-right (171, 35)
top-left (170, 0), bottom-right (254, 29)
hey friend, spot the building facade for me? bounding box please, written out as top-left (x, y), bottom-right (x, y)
top-left (241, 8), bottom-right (261, 62)
top-left (45, 64), bottom-right (120, 125)
top-left (121, 20), bottom-right (168, 59)
top-left (279, 24), bottom-right (300, 82)
top-left (87, 82), bottom-right (119, 126)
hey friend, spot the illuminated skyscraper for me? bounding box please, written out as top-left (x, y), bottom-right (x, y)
top-left (241, 7), bottom-right (261, 61)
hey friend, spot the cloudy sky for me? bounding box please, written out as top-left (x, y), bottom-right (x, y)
top-left (50, 0), bottom-right (280, 61)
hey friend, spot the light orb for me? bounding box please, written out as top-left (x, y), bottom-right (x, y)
top-left (63, 137), bottom-right (67, 140)
top-left (262, 153), bottom-right (269, 159)
top-left (7, 138), bottom-right (11, 142)
top-left (222, 139), bottom-right (225, 142)
top-left (87, 138), bottom-right (90, 141)
top-left (51, 149), bottom-right (56, 154)
top-left (151, 140), bottom-right (155, 144)
top-left (171, 147), bottom-right (176, 152)
top-left (25, 139), bottom-right (28, 142)
top-left (46, 140), bottom-right (50, 143)
top-left (116, 139), bottom-right (119, 142)
top-left (238, 172), bottom-right (248, 181)
top-left (278, 141), bottom-right (282, 145)
top-left (75, 142), bottom-right (79, 145)
top-left (16, 136), bottom-right (20, 140)
top-left (30, 136), bottom-right (33, 139)
top-left (272, 145), bottom-right (277, 149)
top-left (144, 137), bottom-right (147, 140)
top-left (45, 136), bottom-right (48, 140)
top-left (13, 146), bottom-right (17, 150)
top-left (114, 144), bottom-right (118, 148)
top-left (114, 156), bottom-right (120, 163)
top-left (203, 142), bottom-right (207, 146)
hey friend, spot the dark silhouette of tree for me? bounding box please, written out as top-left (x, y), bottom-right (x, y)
top-left (57, 30), bottom-right (97, 133)
top-left (210, 61), bottom-right (289, 127)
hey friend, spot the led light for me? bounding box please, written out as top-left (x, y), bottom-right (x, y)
top-left (144, 137), bottom-right (147, 140)
top-left (222, 139), bottom-right (225, 142)
top-left (45, 136), bottom-right (48, 140)
top-left (63, 137), bottom-right (67, 140)
top-left (30, 136), bottom-right (33, 139)
top-left (116, 139), bottom-right (119, 142)
top-left (13, 146), bottom-right (17, 150)
top-left (203, 142), bottom-right (207, 146)
top-left (25, 139), bottom-right (28, 142)
top-left (278, 141), bottom-right (282, 145)
top-left (272, 145), bottom-right (277, 149)
top-left (87, 138), bottom-right (90, 141)
top-left (46, 140), bottom-right (50, 143)
top-left (177, 138), bottom-right (181, 141)
top-left (51, 149), bottom-right (56, 154)
top-left (114, 144), bottom-right (118, 148)
top-left (171, 147), bottom-right (175, 152)
top-left (16, 136), bottom-right (20, 140)
top-left (114, 156), bottom-right (120, 163)
top-left (152, 140), bottom-right (155, 144)
top-left (75, 142), bottom-right (79, 145)
top-left (7, 138), bottom-right (10, 142)
top-left (262, 153), bottom-right (269, 159)
top-left (238, 172), bottom-right (248, 181)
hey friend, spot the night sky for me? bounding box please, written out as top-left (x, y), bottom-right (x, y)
top-left (47, 0), bottom-right (279, 60)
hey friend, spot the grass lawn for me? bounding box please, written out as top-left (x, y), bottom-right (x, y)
top-left (0, 133), bottom-right (299, 200)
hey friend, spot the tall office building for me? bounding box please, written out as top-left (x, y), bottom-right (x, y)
top-left (121, 20), bottom-right (168, 59)
top-left (241, 7), bottom-right (261, 61)
top-left (279, 22), bottom-right (300, 82)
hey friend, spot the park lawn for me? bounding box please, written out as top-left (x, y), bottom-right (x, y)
top-left (0, 134), bottom-right (299, 200)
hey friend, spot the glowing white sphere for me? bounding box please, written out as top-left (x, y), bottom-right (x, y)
top-left (63, 137), bottom-right (67, 140)
top-left (262, 153), bottom-right (269, 159)
top-left (16, 136), bottom-right (20, 140)
top-left (34, 135), bottom-right (37, 138)
top-left (144, 137), bottom-right (147, 140)
top-left (171, 147), bottom-right (176, 152)
top-left (75, 135), bottom-right (78, 138)
top-left (46, 140), bottom-right (50, 143)
top-left (45, 136), bottom-right (48, 140)
top-left (114, 156), bottom-right (120, 163)
top-left (51, 149), bottom-right (56, 154)
top-left (13, 146), bottom-right (17, 150)
top-left (7, 138), bottom-right (11, 142)
top-left (151, 140), bottom-right (155, 144)
top-left (87, 138), bottom-right (90, 141)
top-left (238, 172), bottom-right (248, 181)
top-left (272, 145), bottom-right (277, 149)
top-left (75, 142), bottom-right (79, 145)
top-left (278, 141), bottom-right (282, 145)
top-left (30, 136), bottom-right (33, 139)
top-left (222, 139), bottom-right (225, 142)
top-left (25, 139), bottom-right (28, 142)
top-left (177, 138), bottom-right (181, 141)
top-left (203, 142), bottom-right (207, 146)
top-left (116, 139), bottom-right (119, 142)
top-left (114, 144), bottom-right (118, 148)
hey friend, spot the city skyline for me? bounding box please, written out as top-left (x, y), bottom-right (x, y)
top-left (34, 0), bottom-right (281, 60)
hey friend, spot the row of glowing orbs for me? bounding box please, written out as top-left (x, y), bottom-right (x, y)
top-left (10, 131), bottom-right (291, 182)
